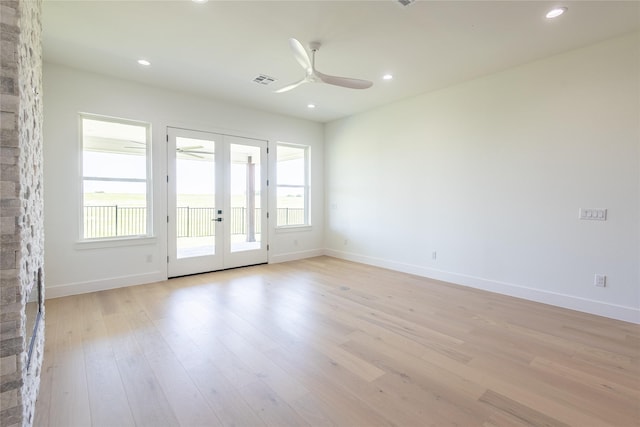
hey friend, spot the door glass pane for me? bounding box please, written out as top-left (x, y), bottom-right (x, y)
top-left (176, 137), bottom-right (216, 259)
top-left (230, 144), bottom-right (261, 253)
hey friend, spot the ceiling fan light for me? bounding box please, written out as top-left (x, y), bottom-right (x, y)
top-left (546, 7), bottom-right (567, 19)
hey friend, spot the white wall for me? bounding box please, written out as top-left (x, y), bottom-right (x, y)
top-left (44, 63), bottom-right (324, 297)
top-left (325, 33), bottom-right (639, 323)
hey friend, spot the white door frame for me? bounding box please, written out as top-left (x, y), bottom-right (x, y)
top-left (167, 127), bottom-right (268, 277)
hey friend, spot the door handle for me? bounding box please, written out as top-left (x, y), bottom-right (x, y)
top-left (212, 217), bottom-right (223, 222)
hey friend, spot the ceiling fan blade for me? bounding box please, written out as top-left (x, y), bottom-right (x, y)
top-left (289, 38), bottom-right (312, 73)
top-left (180, 150), bottom-right (213, 155)
top-left (316, 71), bottom-right (373, 89)
top-left (274, 77), bottom-right (308, 93)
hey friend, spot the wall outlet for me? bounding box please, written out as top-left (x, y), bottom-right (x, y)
top-left (431, 251), bottom-right (437, 260)
top-left (594, 274), bottom-right (606, 287)
top-left (146, 254), bottom-right (153, 263)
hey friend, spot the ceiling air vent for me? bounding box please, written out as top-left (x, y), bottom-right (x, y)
top-left (397, 0), bottom-right (415, 6)
top-left (253, 74), bottom-right (276, 85)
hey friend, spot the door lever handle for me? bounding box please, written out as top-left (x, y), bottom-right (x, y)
top-left (212, 218), bottom-right (223, 222)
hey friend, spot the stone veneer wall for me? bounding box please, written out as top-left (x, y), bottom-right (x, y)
top-left (0, 0), bottom-right (44, 426)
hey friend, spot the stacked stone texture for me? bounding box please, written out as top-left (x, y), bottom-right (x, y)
top-left (0, 0), bottom-right (44, 426)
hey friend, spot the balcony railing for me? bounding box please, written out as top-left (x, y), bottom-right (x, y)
top-left (84, 205), bottom-right (146, 238)
top-left (83, 206), bottom-right (304, 239)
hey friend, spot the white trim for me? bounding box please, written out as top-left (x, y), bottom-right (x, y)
top-left (275, 225), bottom-right (313, 233)
top-left (45, 271), bottom-right (166, 299)
top-left (75, 236), bottom-right (157, 250)
top-left (269, 248), bottom-right (325, 264)
top-left (79, 113), bottom-right (153, 240)
top-left (324, 249), bottom-right (640, 324)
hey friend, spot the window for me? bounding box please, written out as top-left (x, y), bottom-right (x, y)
top-left (276, 143), bottom-right (309, 227)
top-left (80, 114), bottom-right (151, 239)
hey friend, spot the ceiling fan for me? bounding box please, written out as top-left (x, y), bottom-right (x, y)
top-left (125, 141), bottom-right (213, 159)
top-left (275, 38), bottom-right (373, 93)
top-left (176, 145), bottom-right (213, 159)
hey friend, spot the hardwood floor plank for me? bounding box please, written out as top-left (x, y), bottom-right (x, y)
top-left (32, 311), bottom-right (56, 427)
top-left (346, 330), bottom-right (486, 399)
top-left (469, 347), bottom-right (638, 425)
top-left (479, 389), bottom-right (570, 427)
top-left (531, 356), bottom-right (640, 399)
top-left (264, 343), bottom-right (397, 426)
top-left (529, 357), bottom-right (640, 425)
top-left (238, 380), bottom-right (311, 427)
top-left (101, 313), bottom-right (144, 360)
top-left (34, 256), bottom-right (640, 427)
top-left (115, 354), bottom-right (180, 427)
top-left (186, 360), bottom-right (267, 427)
top-left (81, 296), bottom-right (135, 427)
top-left (342, 330), bottom-right (492, 425)
top-left (482, 410), bottom-right (535, 427)
top-left (446, 353), bottom-right (621, 426)
top-left (47, 296), bottom-right (92, 427)
top-left (371, 372), bottom-right (486, 427)
top-left (216, 329), bottom-right (310, 402)
top-left (288, 393), bottom-right (337, 427)
top-left (144, 352), bottom-right (223, 427)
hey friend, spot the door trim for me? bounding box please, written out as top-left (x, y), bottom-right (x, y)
top-left (167, 127), bottom-right (268, 278)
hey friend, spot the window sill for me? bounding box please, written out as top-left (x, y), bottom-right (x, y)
top-left (75, 236), bottom-right (157, 250)
top-left (275, 225), bottom-right (312, 233)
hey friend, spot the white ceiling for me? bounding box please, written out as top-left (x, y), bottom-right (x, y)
top-left (42, 0), bottom-right (639, 123)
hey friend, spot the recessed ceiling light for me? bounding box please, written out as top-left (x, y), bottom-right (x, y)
top-left (192, 0), bottom-right (208, 3)
top-left (307, 104), bottom-right (316, 109)
top-left (383, 74), bottom-right (393, 80)
top-left (137, 59), bottom-right (151, 66)
top-left (546, 7), bottom-right (567, 19)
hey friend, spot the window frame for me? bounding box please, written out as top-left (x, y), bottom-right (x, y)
top-left (275, 142), bottom-right (310, 229)
top-left (78, 113), bottom-right (153, 242)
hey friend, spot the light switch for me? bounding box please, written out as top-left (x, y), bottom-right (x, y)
top-left (579, 208), bottom-right (607, 221)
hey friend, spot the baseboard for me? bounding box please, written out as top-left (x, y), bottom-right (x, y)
top-left (270, 248), bottom-right (325, 264)
top-left (45, 248), bottom-right (326, 298)
top-left (325, 249), bottom-right (640, 324)
top-left (45, 271), bottom-right (166, 299)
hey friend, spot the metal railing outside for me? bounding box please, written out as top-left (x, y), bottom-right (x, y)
top-left (276, 207), bottom-right (305, 226)
top-left (84, 205), bottom-right (146, 239)
top-left (84, 206), bottom-right (304, 239)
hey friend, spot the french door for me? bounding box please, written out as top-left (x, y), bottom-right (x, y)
top-left (167, 127), bottom-right (268, 277)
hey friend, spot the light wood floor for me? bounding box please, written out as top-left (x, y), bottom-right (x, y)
top-left (34, 256), bottom-right (639, 427)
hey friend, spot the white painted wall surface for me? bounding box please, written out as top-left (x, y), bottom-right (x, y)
top-left (325, 33), bottom-right (639, 323)
top-left (44, 63), bottom-right (324, 297)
